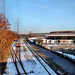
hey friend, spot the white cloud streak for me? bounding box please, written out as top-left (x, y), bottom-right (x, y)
top-left (29, 3), bottom-right (61, 13)
top-left (9, 0), bottom-right (61, 13)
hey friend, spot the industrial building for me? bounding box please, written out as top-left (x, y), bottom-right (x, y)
top-left (28, 30), bottom-right (75, 46)
top-left (45, 30), bottom-right (75, 45)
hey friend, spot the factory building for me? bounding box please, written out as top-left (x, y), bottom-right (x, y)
top-left (45, 30), bottom-right (75, 45)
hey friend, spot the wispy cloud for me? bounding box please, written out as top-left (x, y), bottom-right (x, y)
top-left (28, 3), bottom-right (61, 13)
top-left (10, 0), bottom-right (61, 13)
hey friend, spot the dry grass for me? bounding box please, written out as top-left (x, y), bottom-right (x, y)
top-left (30, 45), bottom-right (36, 49)
top-left (24, 54), bottom-right (33, 60)
top-left (30, 45), bottom-right (46, 58)
top-left (36, 51), bottom-right (47, 58)
top-left (23, 45), bottom-right (27, 51)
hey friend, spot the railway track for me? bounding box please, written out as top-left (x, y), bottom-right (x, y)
top-left (9, 46), bottom-right (27, 75)
top-left (9, 41), bottom-right (56, 75)
top-left (25, 42), bottom-right (56, 75)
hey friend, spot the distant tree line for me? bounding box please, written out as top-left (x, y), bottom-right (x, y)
top-left (0, 14), bottom-right (17, 51)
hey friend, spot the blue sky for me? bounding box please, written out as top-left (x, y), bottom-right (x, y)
top-left (5, 0), bottom-right (75, 34)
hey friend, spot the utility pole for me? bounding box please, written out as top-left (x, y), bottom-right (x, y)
top-left (0, 1), bottom-right (5, 74)
top-left (3, 0), bottom-right (5, 16)
top-left (24, 27), bottom-right (25, 38)
top-left (0, 0), bottom-right (5, 32)
top-left (15, 17), bottom-right (21, 37)
top-left (0, 0), bottom-right (5, 19)
top-left (0, 0), bottom-right (5, 13)
top-left (16, 17), bottom-right (20, 38)
top-left (14, 17), bottom-right (21, 37)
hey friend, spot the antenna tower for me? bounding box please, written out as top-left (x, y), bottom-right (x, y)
top-left (0, 0), bottom-right (5, 17)
top-left (17, 18), bottom-right (19, 34)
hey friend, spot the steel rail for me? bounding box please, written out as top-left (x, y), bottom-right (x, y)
top-left (25, 43), bottom-right (51, 75)
top-left (10, 46), bottom-right (27, 75)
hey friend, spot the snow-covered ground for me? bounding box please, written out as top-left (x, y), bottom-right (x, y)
top-left (56, 51), bottom-right (75, 60)
top-left (3, 42), bottom-right (18, 75)
top-left (5, 39), bottom-right (56, 75)
top-left (43, 44), bottom-right (58, 49)
top-left (21, 39), bottom-right (56, 75)
top-left (43, 44), bottom-right (75, 60)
